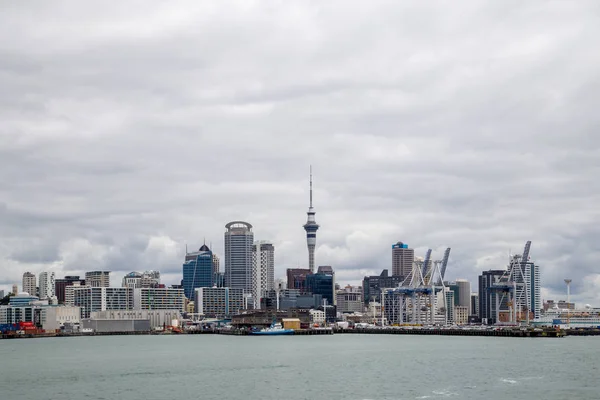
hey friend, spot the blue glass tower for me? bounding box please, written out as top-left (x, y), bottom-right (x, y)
top-left (183, 244), bottom-right (213, 300)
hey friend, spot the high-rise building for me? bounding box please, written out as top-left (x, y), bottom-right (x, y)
top-left (224, 221), bottom-right (254, 293)
top-left (12, 284), bottom-right (18, 296)
top-left (122, 271), bottom-right (161, 289)
top-left (213, 254), bottom-right (220, 276)
top-left (38, 272), bottom-right (56, 300)
top-left (392, 242), bottom-right (414, 278)
top-left (286, 268), bottom-right (311, 292)
top-left (194, 287), bottom-right (245, 318)
top-left (0, 290), bottom-right (4, 299)
top-left (306, 267), bottom-right (335, 306)
top-left (455, 279), bottom-right (471, 309)
top-left (55, 276), bottom-right (86, 304)
top-left (252, 241), bottom-right (275, 309)
top-left (522, 262), bottom-right (541, 319)
top-left (362, 269), bottom-right (404, 305)
top-left (303, 167), bottom-right (320, 273)
top-left (183, 244), bottom-right (214, 299)
top-left (470, 293), bottom-right (479, 316)
top-left (22, 272), bottom-right (36, 296)
top-left (478, 270), bottom-right (506, 325)
top-left (85, 271), bottom-right (110, 288)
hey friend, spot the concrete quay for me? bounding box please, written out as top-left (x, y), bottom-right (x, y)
top-left (335, 328), bottom-right (566, 338)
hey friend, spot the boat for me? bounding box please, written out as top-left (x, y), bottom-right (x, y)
top-left (249, 321), bottom-right (294, 336)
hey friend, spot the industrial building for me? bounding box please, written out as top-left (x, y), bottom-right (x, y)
top-left (85, 309), bottom-right (181, 331)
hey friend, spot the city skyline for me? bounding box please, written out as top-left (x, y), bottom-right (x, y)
top-left (1, 2), bottom-right (598, 305)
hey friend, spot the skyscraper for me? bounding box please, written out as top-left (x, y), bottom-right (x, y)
top-left (252, 241), bottom-right (275, 309)
top-left (212, 253), bottom-right (220, 275)
top-left (183, 244), bottom-right (214, 300)
top-left (38, 271), bottom-right (56, 300)
top-left (478, 270), bottom-right (506, 325)
top-left (22, 272), bottom-right (36, 296)
top-left (224, 221), bottom-right (254, 294)
top-left (392, 242), bottom-right (414, 278)
top-left (303, 167), bottom-right (319, 273)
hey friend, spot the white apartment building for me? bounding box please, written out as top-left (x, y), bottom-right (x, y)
top-left (39, 272), bottom-right (56, 300)
top-left (194, 287), bottom-right (245, 318)
top-left (133, 288), bottom-right (185, 311)
top-left (252, 241), bottom-right (275, 309)
top-left (72, 287), bottom-right (133, 318)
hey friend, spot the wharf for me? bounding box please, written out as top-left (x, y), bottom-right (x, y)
top-left (335, 328), bottom-right (565, 338)
top-left (196, 328), bottom-right (334, 336)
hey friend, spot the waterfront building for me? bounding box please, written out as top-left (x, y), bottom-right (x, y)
top-left (309, 309), bottom-right (325, 324)
top-left (22, 272), bottom-right (36, 296)
top-left (455, 279), bottom-right (471, 309)
top-left (55, 276), bottom-right (86, 304)
top-left (525, 262), bottom-right (541, 319)
top-left (471, 293), bottom-right (479, 316)
top-left (88, 309), bottom-right (181, 330)
top-left (286, 268), bottom-right (311, 292)
top-left (85, 271), bottom-right (110, 288)
top-left (252, 241), bottom-right (275, 309)
top-left (445, 289), bottom-right (455, 323)
top-left (194, 287), bottom-right (245, 318)
top-left (133, 288), bottom-right (185, 311)
top-left (38, 272), bottom-right (56, 300)
top-left (478, 270), bottom-right (506, 325)
top-left (274, 289), bottom-right (323, 310)
top-left (303, 167), bottom-right (320, 273)
top-left (224, 221), bottom-right (254, 293)
top-left (455, 306), bottom-right (469, 325)
top-left (306, 267), bottom-right (335, 306)
top-left (183, 244), bottom-right (214, 299)
top-left (9, 292), bottom-right (40, 307)
top-left (0, 304), bottom-right (80, 330)
top-left (336, 286), bottom-right (364, 313)
top-left (362, 269), bottom-right (404, 305)
top-left (72, 286), bottom-right (133, 318)
top-left (392, 242), bottom-right (414, 278)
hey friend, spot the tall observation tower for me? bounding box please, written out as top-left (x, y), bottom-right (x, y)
top-left (303, 166), bottom-right (320, 273)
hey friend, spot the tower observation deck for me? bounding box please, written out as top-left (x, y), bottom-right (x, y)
top-left (303, 166), bottom-right (319, 273)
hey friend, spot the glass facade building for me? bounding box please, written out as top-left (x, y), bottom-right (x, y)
top-left (224, 222), bottom-right (254, 294)
top-left (306, 271), bottom-right (334, 306)
top-left (183, 244), bottom-right (214, 300)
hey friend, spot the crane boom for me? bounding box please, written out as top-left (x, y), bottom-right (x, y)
top-left (522, 241), bottom-right (532, 264)
top-left (421, 249), bottom-right (432, 279)
top-left (440, 247), bottom-right (451, 281)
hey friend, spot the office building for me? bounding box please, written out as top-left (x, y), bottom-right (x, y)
top-left (336, 286), bottom-right (363, 313)
top-left (303, 167), bottom-right (320, 273)
top-left (85, 271), bottom-right (110, 288)
top-left (12, 285), bottom-right (18, 295)
top-left (133, 288), bottom-right (185, 311)
top-left (213, 254), bottom-right (220, 275)
top-left (224, 221), bottom-right (254, 293)
top-left (183, 244), bottom-right (214, 299)
top-left (455, 306), bottom-right (469, 325)
top-left (38, 272), bottom-right (56, 300)
top-left (306, 267), bottom-right (335, 306)
top-left (252, 241), bottom-right (275, 309)
top-left (392, 242), bottom-right (414, 278)
top-left (478, 270), bottom-right (506, 325)
top-left (194, 287), bottom-right (245, 318)
top-left (55, 276), bottom-right (86, 304)
top-left (525, 262), bottom-right (541, 319)
top-left (471, 293), bottom-right (479, 316)
top-left (287, 268), bottom-right (311, 292)
top-left (22, 272), bottom-right (36, 296)
top-left (362, 269), bottom-right (404, 305)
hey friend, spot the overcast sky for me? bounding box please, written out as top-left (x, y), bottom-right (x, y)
top-left (1, 1), bottom-right (599, 305)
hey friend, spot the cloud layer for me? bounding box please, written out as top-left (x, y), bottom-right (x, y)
top-left (1, 1), bottom-right (599, 305)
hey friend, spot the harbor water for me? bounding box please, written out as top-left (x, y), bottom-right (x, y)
top-left (1, 334), bottom-right (597, 399)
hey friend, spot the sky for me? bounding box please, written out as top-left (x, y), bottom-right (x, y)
top-left (1, 1), bottom-right (599, 306)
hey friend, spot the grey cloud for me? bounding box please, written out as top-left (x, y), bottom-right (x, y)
top-left (1, 1), bottom-right (599, 304)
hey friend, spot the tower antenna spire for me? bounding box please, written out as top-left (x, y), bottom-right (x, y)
top-left (310, 165), bottom-right (313, 208)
